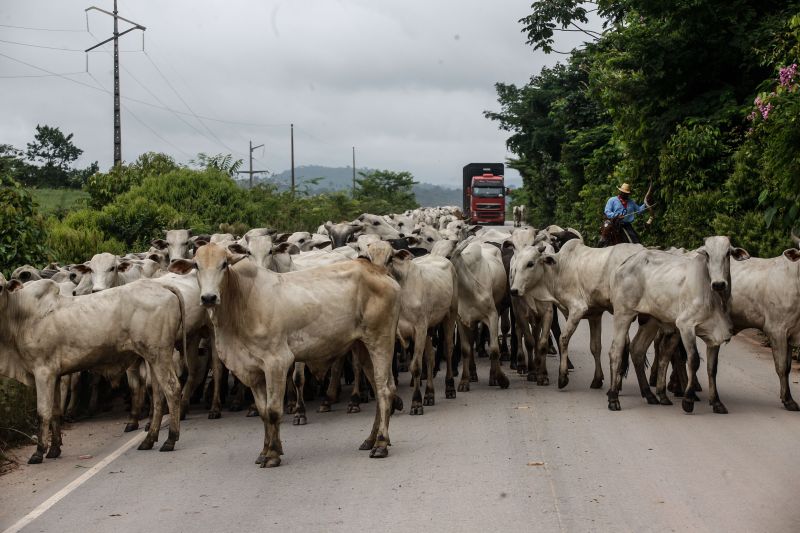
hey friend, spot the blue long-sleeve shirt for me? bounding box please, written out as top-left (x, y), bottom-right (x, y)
top-left (604, 196), bottom-right (646, 223)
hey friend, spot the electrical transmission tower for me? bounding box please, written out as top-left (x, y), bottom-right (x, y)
top-left (85, 0), bottom-right (145, 167)
top-left (236, 141), bottom-right (268, 189)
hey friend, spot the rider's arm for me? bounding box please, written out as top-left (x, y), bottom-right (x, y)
top-left (604, 197), bottom-right (623, 218)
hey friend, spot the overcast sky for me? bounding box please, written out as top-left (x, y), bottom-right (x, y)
top-left (1, 1), bottom-right (592, 187)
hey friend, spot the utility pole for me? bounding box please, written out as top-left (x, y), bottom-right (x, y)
top-left (290, 124), bottom-right (295, 196)
top-left (85, 0), bottom-right (145, 168)
top-left (352, 146), bottom-right (356, 195)
top-left (236, 140), bottom-right (267, 189)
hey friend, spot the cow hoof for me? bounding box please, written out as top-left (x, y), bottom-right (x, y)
top-left (410, 404), bottom-right (423, 415)
top-left (712, 402), bottom-right (728, 414)
top-left (445, 389), bottom-right (456, 399)
top-left (159, 441), bottom-right (175, 452)
top-left (285, 404), bottom-right (297, 415)
top-left (124, 422), bottom-right (139, 432)
top-left (317, 404), bottom-right (332, 413)
top-left (537, 376), bottom-right (549, 387)
top-left (45, 447), bottom-right (61, 459)
top-left (607, 399), bottom-right (621, 411)
top-left (392, 396), bottom-right (404, 413)
top-left (28, 453), bottom-right (43, 464)
top-left (261, 457), bottom-right (281, 468)
top-left (457, 381), bottom-right (470, 392)
top-left (293, 414), bottom-right (307, 426)
top-left (138, 438), bottom-right (155, 451)
top-left (246, 408), bottom-right (259, 417)
top-left (558, 374), bottom-right (569, 389)
top-left (347, 403), bottom-right (361, 414)
top-left (469, 374), bottom-right (478, 383)
top-left (657, 395), bottom-right (673, 406)
top-left (784, 400), bottom-right (800, 411)
top-left (590, 378), bottom-right (603, 389)
top-left (144, 422), bottom-right (151, 432)
top-left (208, 410), bottom-right (221, 420)
top-left (423, 394), bottom-right (435, 406)
top-left (497, 374), bottom-right (510, 389)
top-left (644, 393), bottom-right (660, 405)
top-left (359, 439), bottom-right (375, 451)
top-left (682, 398), bottom-right (695, 413)
top-left (509, 360), bottom-right (517, 370)
top-left (517, 365), bottom-right (527, 375)
top-left (370, 446), bottom-right (389, 459)
top-left (255, 454), bottom-right (266, 465)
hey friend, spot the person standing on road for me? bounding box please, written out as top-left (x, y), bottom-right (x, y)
top-left (602, 183), bottom-right (650, 244)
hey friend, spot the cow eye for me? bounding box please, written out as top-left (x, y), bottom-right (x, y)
top-left (221, 261), bottom-right (228, 270)
top-left (427, 237), bottom-right (434, 242)
top-left (527, 261), bottom-right (534, 268)
top-left (299, 239), bottom-right (305, 243)
top-left (109, 267), bottom-right (115, 272)
top-left (184, 241), bottom-right (190, 246)
top-left (373, 221), bottom-right (380, 226)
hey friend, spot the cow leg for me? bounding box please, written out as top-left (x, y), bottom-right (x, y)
top-left (476, 323), bottom-right (489, 359)
top-left (509, 305), bottom-right (519, 370)
top-left (557, 308), bottom-right (585, 390)
top-left (143, 357), bottom-right (182, 452)
top-left (409, 328), bottom-right (427, 415)
top-left (65, 372), bottom-right (80, 421)
top-left (250, 381), bottom-right (271, 465)
top-left (180, 335), bottom-right (203, 420)
top-left (629, 320), bottom-right (659, 405)
top-left (29, 369), bottom-right (57, 463)
top-left (532, 306), bottom-right (550, 385)
top-left (487, 311), bottom-right (509, 388)
top-left (208, 340), bottom-right (223, 419)
top-left (319, 356), bottom-right (344, 413)
top-left (292, 363), bottom-right (307, 425)
top-left (47, 377), bottom-right (63, 459)
top-left (607, 313), bottom-right (636, 411)
top-left (263, 356), bottom-right (289, 468)
top-left (423, 334), bottom-right (436, 406)
top-left (59, 375), bottom-right (70, 421)
top-left (588, 315), bottom-right (604, 389)
top-left (348, 353), bottom-right (363, 413)
top-left (443, 314), bottom-right (457, 399)
top-left (125, 363), bottom-right (143, 432)
top-left (512, 302), bottom-right (527, 375)
top-left (500, 308), bottom-right (511, 362)
top-left (768, 332), bottom-right (799, 411)
top-left (655, 332), bottom-right (680, 405)
top-left (354, 341), bottom-right (393, 458)
top-left (679, 328), bottom-right (700, 413)
top-left (649, 331), bottom-right (663, 387)
top-left (87, 373), bottom-right (101, 417)
top-left (457, 322), bottom-right (474, 392)
top-left (229, 378), bottom-right (245, 411)
top-left (705, 345), bottom-right (727, 414)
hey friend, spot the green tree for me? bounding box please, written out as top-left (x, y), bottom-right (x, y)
top-left (355, 169), bottom-right (419, 213)
top-left (0, 175), bottom-right (49, 276)
top-left (191, 152), bottom-right (244, 177)
top-left (24, 124), bottom-right (85, 188)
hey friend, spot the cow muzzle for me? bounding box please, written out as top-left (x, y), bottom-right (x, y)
top-left (711, 281), bottom-right (727, 292)
top-left (200, 293), bottom-right (219, 307)
top-left (510, 288), bottom-right (520, 297)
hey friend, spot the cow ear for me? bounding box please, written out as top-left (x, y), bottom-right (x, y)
top-left (405, 235), bottom-right (421, 246)
top-left (731, 247), bottom-right (750, 261)
top-left (187, 228), bottom-right (193, 237)
top-left (465, 225), bottom-right (480, 236)
top-left (227, 243), bottom-right (249, 255)
top-left (194, 238), bottom-right (210, 247)
top-left (542, 254), bottom-right (557, 266)
top-left (151, 239), bottom-right (168, 250)
top-left (117, 261), bottom-right (134, 272)
top-left (412, 228), bottom-right (421, 235)
top-left (312, 240), bottom-right (332, 250)
top-left (73, 263), bottom-right (92, 274)
top-left (393, 249), bottom-right (413, 262)
top-left (502, 240), bottom-right (515, 251)
top-left (324, 221), bottom-right (333, 232)
top-left (410, 247), bottom-right (428, 258)
top-left (147, 253), bottom-right (163, 263)
top-left (274, 242), bottom-right (300, 255)
top-left (6, 279), bottom-right (24, 292)
top-left (18, 271), bottom-right (32, 282)
top-left (275, 233), bottom-right (291, 244)
top-left (227, 253), bottom-right (248, 265)
top-left (69, 272), bottom-right (78, 283)
top-left (783, 249), bottom-right (800, 262)
top-left (168, 259), bottom-right (196, 275)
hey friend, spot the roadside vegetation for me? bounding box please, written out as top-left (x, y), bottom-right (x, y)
top-left (489, 1), bottom-right (800, 256)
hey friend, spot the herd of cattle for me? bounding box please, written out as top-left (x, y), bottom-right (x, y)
top-left (2, 205), bottom-right (799, 469)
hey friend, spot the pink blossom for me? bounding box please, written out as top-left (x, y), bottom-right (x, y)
top-left (779, 63), bottom-right (798, 87)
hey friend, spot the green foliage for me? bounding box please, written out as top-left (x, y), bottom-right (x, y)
top-left (29, 188), bottom-right (89, 216)
top-left (0, 377), bottom-right (37, 457)
top-left (46, 216), bottom-right (125, 265)
top-left (0, 176), bottom-right (49, 277)
top-left (489, 0), bottom-right (800, 254)
top-left (84, 152), bottom-right (179, 209)
top-left (355, 169), bottom-right (419, 213)
top-left (22, 124), bottom-right (92, 189)
top-left (191, 152), bottom-right (244, 177)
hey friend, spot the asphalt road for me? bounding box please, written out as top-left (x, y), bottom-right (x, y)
top-left (2, 312), bottom-right (799, 533)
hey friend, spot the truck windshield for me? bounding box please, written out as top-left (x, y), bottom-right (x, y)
top-left (473, 186), bottom-right (504, 197)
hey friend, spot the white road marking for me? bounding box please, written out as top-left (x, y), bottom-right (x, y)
top-left (2, 417), bottom-right (169, 533)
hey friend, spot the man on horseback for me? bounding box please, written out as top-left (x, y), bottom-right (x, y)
top-left (600, 183), bottom-right (651, 245)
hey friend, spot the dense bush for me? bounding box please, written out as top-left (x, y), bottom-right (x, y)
top-left (0, 176), bottom-right (49, 277)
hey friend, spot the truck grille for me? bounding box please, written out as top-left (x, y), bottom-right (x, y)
top-left (476, 204), bottom-right (502, 210)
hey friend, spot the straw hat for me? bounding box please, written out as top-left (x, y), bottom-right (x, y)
top-left (617, 183), bottom-right (631, 194)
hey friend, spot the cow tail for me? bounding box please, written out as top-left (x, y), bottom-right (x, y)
top-left (164, 285), bottom-right (187, 360)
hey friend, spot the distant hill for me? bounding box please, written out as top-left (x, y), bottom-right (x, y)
top-left (236, 165), bottom-right (462, 208)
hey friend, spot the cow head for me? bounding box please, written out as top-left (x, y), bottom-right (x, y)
top-left (696, 236), bottom-right (750, 294)
top-left (411, 225), bottom-right (442, 252)
top-left (358, 213), bottom-right (402, 240)
top-left (152, 229), bottom-right (194, 263)
top-left (236, 235), bottom-right (274, 270)
top-left (170, 243), bottom-right (246, 307)
top-left (509, 243), bottom-right (555, 299)
top-left (72, 253), bottom-right (135, 293)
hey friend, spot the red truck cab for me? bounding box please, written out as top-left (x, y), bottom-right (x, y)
top-left (462, 163), bottom-right (506, 225)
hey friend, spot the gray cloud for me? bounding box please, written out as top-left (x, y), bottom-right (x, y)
top-left (0, 0), bottom-right (594, 186)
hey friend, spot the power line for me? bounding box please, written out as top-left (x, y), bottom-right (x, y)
top-left (0, 23), bottom-right (86, 32)
top-left (0, 38), bottom-right (88, 52)
top-left (0, 71), bottom-right (86, 78)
